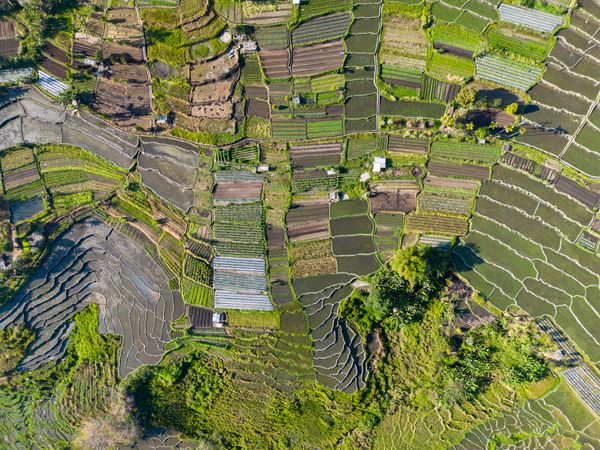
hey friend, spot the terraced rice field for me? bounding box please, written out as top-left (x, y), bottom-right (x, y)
top-left (329, 199), bottom-right (381, 276)
top-left (138, 138), bottom-right (198, 211)
top-left (453, 163), bottom-right (600, 365)
top-left (0, 217), bottom-right (184, 377)
top-left (295, 275), bottom-right (368, 393)
top-left (0, 88), bottom-right (138, 169)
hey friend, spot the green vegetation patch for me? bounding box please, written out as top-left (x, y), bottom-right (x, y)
top-left (227, 310), bottom-right (279, 329)
top-left (181, 279), bottom-right (214, 307)
top-left (427, 52), bottom-right (475, 82)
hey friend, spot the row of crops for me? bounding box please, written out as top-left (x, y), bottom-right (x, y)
top-left (211, 149), bottom-right (272, 310)
top-left (453, 162), bottom-right (600, 367)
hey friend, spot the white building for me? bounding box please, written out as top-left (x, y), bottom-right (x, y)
top-left (373, 156), bottom-right (386, 173)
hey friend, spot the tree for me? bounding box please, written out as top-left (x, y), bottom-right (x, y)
top-left (365, 269), bottom-right (399, 321)
top-left (390, 245), bottom-right (428, 287)
top-left (455, 86), bottom-right (478, 108)
top-left (440, 113), bottom-right (455, 128)
top-left (390, 244), bottom-right (450, 289)
top-left (505, 102), bottom-right (519, 115)
top-left (475, 126), bottom-right (489, 141)
top-left (77, 16), bottom-right (94, 37)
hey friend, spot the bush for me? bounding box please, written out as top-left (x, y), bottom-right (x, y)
top-left (130, 352), bottom-right (230, 434)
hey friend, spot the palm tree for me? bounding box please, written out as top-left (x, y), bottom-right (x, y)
top-left (77, 16), bottom-right (94, 37)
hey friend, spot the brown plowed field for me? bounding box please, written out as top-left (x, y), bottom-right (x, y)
top-left (43, 41), bottom-right (69, 64)
top-left (108, 63), bottom-right (148, 83)
top-left (245, 85), bottom-right (268, 99)
top-left (290, 142), bottom-right (342, 158)
top-left (247, 99), bottom-right (270, 118)
top-left (388, 136), bottom-right (428, 154)
top-left (73, 40), bottom-right (97, 58)
top-left (287, 220), bottom-right (329, 242)
top-left (214, 182), bottom-right (263, 202)
top-left (554, 175), bottom-right (600, 208)
top-left (94, 79), bottom-right (151, 128)
top-left (291, 40), bottom-right (344, 76)
top-left (190, 102), bottom-right (233, 119)
top-left (428, 161), bottom-right (490, 180)
top-left (259, 49), bottom-right (290, 78)
top-left (0, 20), bottom-right (15, 39)
top-left (103, 42), bottom-right (144, 63)
top-left (370, 186), bottom-right (418, 213)
top-left (190, 77), bottom-right (236, 103)
top-left (107, 8), bottom-right (139, 27)
top-left (40, 57), bottom-right (68, 80)
top-left (286, 203), bottom-right (329, 224)
top-left (425, 175), bottom-right (480, 191)
top-left (267, 225), bottom-right (286, 249)
top-left (0, 39), bottom-right (18, 57)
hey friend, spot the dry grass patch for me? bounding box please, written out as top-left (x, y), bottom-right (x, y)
top-left (290, 239), bottom-right (336, 278)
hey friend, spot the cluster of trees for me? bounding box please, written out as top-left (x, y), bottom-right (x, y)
top-left (129, 351), bottom-right (231, 436)
top-left (440, 318), bottom-right (548, 405)
top-left (341, 243), bottom-right (549, 408)
top-left (340, 245), bottom-right (450, 334)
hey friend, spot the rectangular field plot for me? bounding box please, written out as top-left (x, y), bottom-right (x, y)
top-left (346, 135), bottom-right (379, 159)
top-left (345, 94), bottom-right (377, 119)
top-left (287, 220), bottom-right (329, 242)
top-left (290, 239), bottom-right (337, 278)
top-left (420, 76), bottom-right (461, 103)
top-left (427, 52), bottom-right (475, 82)
top-left (336, 254), bottom-right (381, 276)
top-left (475, 54), bottom-right (542, 91)
top-left (291, 40), bottom-right (345, 76)
top-left (405, 213), bottom-right (469, 235)
top-left (430, 140), bottom-right (501, 164)
top-left (181, 279), bottom-right (213, 307)
top-left (291, 169), bottom-right (340, 193)
top-left (370, 183), bottom-right (418, 214)
top-left (332, 235), bottom-right (377, 255)
top-left (380, 98), bottom-right (446, 118)
top-left (418, 192), bottom-right (473, 216)
top-left (214, 291), bottom-right (272, 310)
top-left (330, 215), bottom-right (374, 236)
top-left (387, 136), bottom-right (429, 155)
top-left (290, 142), bottom-right (342, 169)
top-left (291, 12), bottom-right (352, 45)
top-left (287, 202), bottom-right (329, 224)
top-left (307, 118), bottom-right (344, 138)
top-left (272, 120), bottom-right (307, 140)
top-left (499, 4), bottom-right (563, 34)
top-left (330, 199), bottom-right (369, 218)
top-left (487, 27), bottom-right (551, 61)
top-left (428, 160), bottom-right (490, 180)
top-left (299, 0), bottom-right (353, 19)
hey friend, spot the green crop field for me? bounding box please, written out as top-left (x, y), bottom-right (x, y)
top-left (1, 0), bottom-right (598, 448)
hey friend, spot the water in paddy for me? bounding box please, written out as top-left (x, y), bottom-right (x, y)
top-left (10, 197), bottom-right (44, 224)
